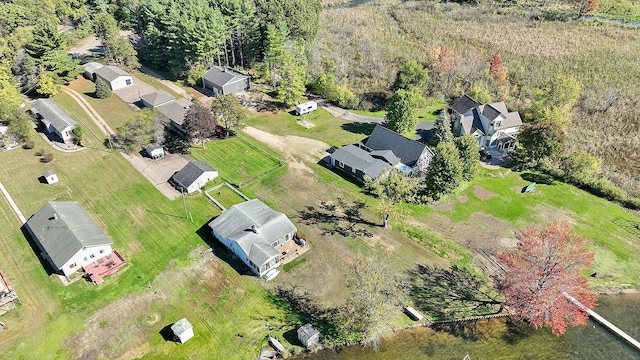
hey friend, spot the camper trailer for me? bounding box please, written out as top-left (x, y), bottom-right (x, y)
top-left (295, 101), bottom-right (317, 116)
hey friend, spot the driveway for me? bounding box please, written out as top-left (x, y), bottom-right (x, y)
top-left (114, 76), bottom-right (157, 106)
top-left (128, 154), bottom-right (188, 200)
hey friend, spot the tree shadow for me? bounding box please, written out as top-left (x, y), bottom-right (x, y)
top-left (340, 122), bottom-right (375, 136)
top-left (407, 264), bottom-right (502, 321)
top-left (501, 317), bottom-right (536, 344)
top-left (298, 199), bottom-right (375, 238)
top-left (431, 321), bottom-right (482, 341)
top-left (520, 172), bottom-right (556, 185)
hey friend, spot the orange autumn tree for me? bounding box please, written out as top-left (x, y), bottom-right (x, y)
top-left (497, 221), bottom-right (597, 335)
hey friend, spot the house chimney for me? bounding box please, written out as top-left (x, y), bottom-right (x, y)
top-left (50, 213), bottom-right (58, 220)
top-left (251, 224), bottom-right (260, 234)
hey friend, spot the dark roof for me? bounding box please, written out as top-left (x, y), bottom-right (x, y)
top-left (156, 101), bottom-right (189, 124)
top-left (481, 104), bottom-right (502, 121)
top-left (370, 150), bottom-right (399, 165)
top-left (330, 145), bottom-right (392, 179)
top-left (140, 90), bottom-right (175, 107)
top-left (202, 66), bottom-right (249, 87)
top-left (172, 161), bottom-right (217, 188)
top-left (31, 99), bottom-right (77, 131)
top-left (208, 199), bottom-right (296, 268)
top-left (25, 202), bottom-right (113, 269)
top-left (450, 95), bottom-right (480, 115)
top-left (95, 65), bottom-right (130, 82)
top-left (459, 108), bottom-right (485, 136)
top-left (362, 125), bottom-right (432, 167)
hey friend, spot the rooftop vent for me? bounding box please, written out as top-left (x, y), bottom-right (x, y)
top-left (251, 225), bottom-right (260, 234)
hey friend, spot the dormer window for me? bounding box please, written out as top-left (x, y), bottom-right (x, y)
top-left (494, 120), bottom-right (502, 128)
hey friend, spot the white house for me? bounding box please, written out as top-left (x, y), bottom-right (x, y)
top-left (171, 318), bottom-right (194, 343)
top-left (451, 95), bottom-right (522, 151)
top-left (145, 143), bottom-right (164, 159)
top-left (94, 65), bottom-right (133, 90)
top-left (43, 170), bottom-right (58, 184)
top-left (171, 161), bottom-right (218, 194)
top-left (208, 199), bottom-right (297, 279)
top-left (30, 99), bottom-right (77, 143)
top-left (25, 202), bottom-right (114, 277)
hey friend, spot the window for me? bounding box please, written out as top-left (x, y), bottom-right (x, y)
top-left (352, 167), bottom-right (356, 173)
top-left (69, 263), bottom-right (77, 269)
top-left (338, 161), bottom-right (344, 168)
top-left (90, 254), bottom-right (95, 258)
top-left (84, 257), bottom-right (87, 261)
top-left (125, 79), bottom-right (132, 86)
top-left (100, 249), bottom-right (104, 254)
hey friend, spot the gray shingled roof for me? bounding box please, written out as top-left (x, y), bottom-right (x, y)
top-left (156, 102), bottom-right (189, 124)
top-left (202, 66), bottom-right (249, 87)
top-left (297, 323), bottom-right (320, 341)
top-left (480, 104), bottom-right (502, 121)
top-left (331, 145), bottom-right (392, 179)
top-left (362, 125), bottom-right (432, 167)
top-left (25, 202), bottom-right (113, 270)
top-left (95, 65), bottom-right (130, 82)
top-left (208, 199), bottom-right (296, 268)
top-left (370, 150), bottom-right (399, 166)
top-left (83, 62), bottom-right (104, 75)
top-left (172, 161), bottom-right (216, 188)
top-left (499, 111), bottom-right (522, 130)
top-left (140, 90), bottom-right (175, 107)
top-left (451, 95), bottom-right (480, 114)
top-left (145, 143), bottom-right (162, 153)
top-left (31, 99), bottom-right (77, 132)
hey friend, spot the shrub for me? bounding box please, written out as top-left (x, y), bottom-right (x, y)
top-left (35, 148), bottom-right (44, 156)
top-left (40, 153), bottom-right (53, 163)
top-left (580, 177), bottom-right (627, 203)
top-left (23, 140), bottom-right (35, 149)
top-left (95, 78), bottom-right (112, 99)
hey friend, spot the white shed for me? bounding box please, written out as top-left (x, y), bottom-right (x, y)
top-left (295, 101), bottom-right (317, 116)
top-left (297, 323), bottom-right (320, 348)
top-left (43, 170), bottom-right (58, 184)
top-left (171, 318), bottom-right (194, 344)
top-left (145, 143), bottom-right (164, 159)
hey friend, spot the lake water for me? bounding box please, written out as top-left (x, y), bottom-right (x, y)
top-left (295, 293), bottom-right (640, 359)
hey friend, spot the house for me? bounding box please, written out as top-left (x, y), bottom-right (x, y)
top-left (155, 98), bottom-right (191, 136)
top-left (451, 94), bottom-right (522, 151)
top-left (201, 66), bottom-right (250, 95)
top-left (297, 323), bottom-right (321, 348)
top-left (171, 161), bottom-right (218, 194)
top-left (24, 201), bottom-right (114, 277)
top-left (140, 90), bottom-right (176, 109)
top-left (43, 170), bottom-right (58, 184)
top-left (329, 125), bottom-right (434, 182)
top-left (171, 318), bottom-right (194, 343)
top-left (30, 99), bottom-right (77, 143)
top-left (82, 62), bottom-right (104, 80)
top-left (94, 65), bottom-right (133, 90)
top-left (145, 143), bottom-right (164, 159)
top-left (208, 199), bottom-right (297, 279)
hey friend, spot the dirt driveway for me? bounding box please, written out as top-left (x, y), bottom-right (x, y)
top-left (128, 154), bottom-right (188, 200)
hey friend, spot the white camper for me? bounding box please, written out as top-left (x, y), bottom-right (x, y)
top-left (295, 101), bottom-right (317, 116)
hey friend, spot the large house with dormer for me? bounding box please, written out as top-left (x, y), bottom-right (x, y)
top-left (450, 95), bottom-right (522, 151)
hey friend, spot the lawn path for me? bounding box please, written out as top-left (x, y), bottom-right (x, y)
top-left (314, 98), bottom-right (384, 124)
top-left (0, 180), bottom-right (26, 224)
top-left (61, 87), bottom-right (115, 137)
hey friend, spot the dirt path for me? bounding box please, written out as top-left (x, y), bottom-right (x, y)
top-left (242, 126), bottom-right (330, 167)
top-left (316, 99), bottom-right (384, 124)
top-left (139, 66), bottom-right (189, 99)
top-left (62, 87), bottom-right (115, 136)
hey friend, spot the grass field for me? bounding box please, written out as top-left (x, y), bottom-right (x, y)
top-left (189, 135), bottom-right (283, 187)
top-left (207, 183), bottom-right (249, 209)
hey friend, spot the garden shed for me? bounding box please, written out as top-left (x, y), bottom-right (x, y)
top-left (297, 323), bottom-right (320, 348)
top-left (171, 318), bottom-right (194, 343)
top-left (43, 170), bottom-right (58, 184)
top-left (145, 143), bottom-right (164, 159)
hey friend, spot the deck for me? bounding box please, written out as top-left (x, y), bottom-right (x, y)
top-left (0, 266), bottom-right (19, 314)
top-left (84, 250), bottom-right (127, 284)
top-left (276, 236), bottom-right (309, 265)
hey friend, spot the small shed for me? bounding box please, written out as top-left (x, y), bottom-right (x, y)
top-left (404, 306), bottom-right (424, 321)
top-left (43, 170), bottom-right (58, 184)
top-left (297, 323), bottom-right (320, 348)
top-left (171, 318), bottom-right (194, 344)
top-left (145, 143), bottom-right (164, 159)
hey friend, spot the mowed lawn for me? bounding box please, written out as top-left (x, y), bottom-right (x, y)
top-left (210, 184), bottom-right (249, 209)
top-left (189, 135), bottom-right (282, 186)
top-left (0, 128), bottom-right (299, 358)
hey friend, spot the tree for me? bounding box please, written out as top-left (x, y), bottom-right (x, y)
top-left (276, 51), bottom-right (305, 106)
top-left (115, 109), bottom-right (162, 153)
top-left (95, 78), bottom-right (112, 99)
top-left (365, 169), bottom-right (417, 229)
top-left (560, 150), bottom-right (601, 183)
top-left (94, 12), bottom-right (139, 69)
top-left (385, 89), bottom-right (423, 134)
top-left (72, 126), bottom-right (84, 144)
top-left (497, 221), bottom-right (597, 335)
top-left (430, 110), bottom-right (453, 146)
top-left (0, 65), bottom-right (23, 117)
top-left (455, 135), bottom-right (480, 181)
top-left (488, 52), bottom-right (507, 83)
top-left (528, 75), bottom-right (581, 129)
top-left (210, 94), bottom-right (246, 133)
top-left (36, 71), bottom-right (59, 97)
top-left (6, 109), bottom-right (33, 141)
top-left (392, 60), bottom-right (429, 94)
top-left (574, 0), bottom-right (601, 16)
top-left (516, 122), bottom-right (566, 165)
top-left (264, 21), bottom-right (289, 90)
top-left (344, 253), bottom-right (409, 349)
top-left (183, 102), bottom-right (217, 147)
top-left (25, 18), bottom-right (64, 59)
top-left (422, 142), bottom-right (463, 201)
top-left (39, 50), bottom-right (83, 83)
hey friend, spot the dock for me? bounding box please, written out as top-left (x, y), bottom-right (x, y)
top-left (564, 292), bottom-right (640, 351)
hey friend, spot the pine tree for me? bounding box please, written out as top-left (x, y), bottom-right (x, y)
top-left (454, 135), bottom-right (480, 181)
top-left (422, 142), bottom-right (463, 201)
top-left (430, 110), bottom-right (453, 146)
top-left (95, 77), bottom-right (112, 99)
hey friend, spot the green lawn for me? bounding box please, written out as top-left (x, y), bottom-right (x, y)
top-left (189, 135), bottom-right (283, 187)
top-left (208, 183), bottom-right (249, 209)
top-left (67, 77), bottom-right (138, 130)
top-left (351, 109), bottom-right (385, 118)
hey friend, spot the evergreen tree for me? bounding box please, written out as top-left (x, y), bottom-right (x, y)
top-left (276, 51), bottom-right (305, 106)
top-left (454, 135), bottom-right (480, 181)
top-left (423, 142), bottom-right (463, 201)
top-left (25, 18), bottom-right (64, 59)
top-left (95, 77), bottom-right (112, 99)
top-left (430, 110), bottom-right (453, 146)
top-left (265, 22), bottom-right (288, 90)
top-left (385, 89), bottom-right (423, 135)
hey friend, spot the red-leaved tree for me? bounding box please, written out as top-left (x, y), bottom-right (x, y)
top-left (497, 221), bottom-right (597, 335)
top-left (489, 52), bottom-right (507, 82)
top-left (574, 0), bottom-right (601, 16)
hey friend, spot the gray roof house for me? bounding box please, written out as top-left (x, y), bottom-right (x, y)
top-left (201, 66), bottom-right (250, 95)
top-left (451, 95), bottom-right (522, 151)
top-left (329, 125), bottom-right (433, 182)
top-left (82, 62), bottom-right (104, 79)
top-left (30, 99), bottom-right (77, 143)
top-left (140, 90), bottom-right (176, 109)
top-left (208, 199), bottom-right (297, 279)
top-left (297, 324), bottom-right (321, 348)
top-left (24, 202), bottom-right (114, 277)
top-left (171, 161), bottom-right (218, 194)
top-left (94, 65), bottom-right (133, 90)
top-left (145, 143), bottom-right (164, 159)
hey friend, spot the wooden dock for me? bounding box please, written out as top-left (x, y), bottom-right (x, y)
top-left (563, 292), bottom-right (640, 351)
